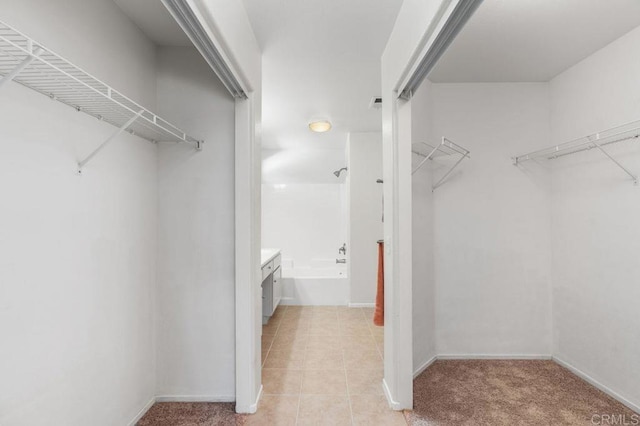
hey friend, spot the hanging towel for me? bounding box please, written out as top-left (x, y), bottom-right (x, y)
top-left (373, 240), bottom-right (384, 326)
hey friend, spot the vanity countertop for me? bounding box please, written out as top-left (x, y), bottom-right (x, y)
top-left (261, 249), bottom-right (281, 267)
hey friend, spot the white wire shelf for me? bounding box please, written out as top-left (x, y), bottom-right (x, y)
top-left (0, 20), bottom-right (203, 168)
top-left (412, 137), bottom-right (470, 191)
top-left (513, 120), bottom-right (640, 185)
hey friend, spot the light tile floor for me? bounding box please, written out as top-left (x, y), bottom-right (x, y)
top-left (247, 305), bottom-right (406, 426)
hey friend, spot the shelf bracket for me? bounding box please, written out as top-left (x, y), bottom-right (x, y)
top-left (412, 137), bottom-right (470, 191)
top-left (411, 144), bottom-right (440, 175)
top-left (77, 110), bottom-right (143, 173)
top-left (591, 140), bottom-right (638, 185)
top-left (432, 154), bottom-right (468, 191)
top-left (0, 47), bottom-right (43, 90)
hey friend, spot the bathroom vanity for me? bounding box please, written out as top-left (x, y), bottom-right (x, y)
top-left (261, 249), bottom-right (282, 324)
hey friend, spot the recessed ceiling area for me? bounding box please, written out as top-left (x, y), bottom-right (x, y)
top-left (429, 0), bottom-right (640, 83)
top-left (112, 0), bottom-right (191, 46)
top-left (243, 0), bottom-right (403, 153)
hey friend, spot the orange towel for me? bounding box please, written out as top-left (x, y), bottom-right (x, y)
top-left (373, 241), bottom-right (384, 326)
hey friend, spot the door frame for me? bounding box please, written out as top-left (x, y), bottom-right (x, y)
top-left (235, 92), bottom-right (262, 413)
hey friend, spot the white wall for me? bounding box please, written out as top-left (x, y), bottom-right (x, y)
top-left (187, 0), bottom-right (263, 411)
top-left (262, 148), bottom-right (348, 185)
top-left (427, 83), bottom-right (553, 356)
top-left (549, 25), bottom-right (640, 410)
top-left (0, 0), bottom-right (156, 109)
top-left (347, 132), bottom-right (384, 305)
top-left (0, 1), bottom-right (158, 425)
top-left (155, 47), bottom-right (236, 399)
top-left (410, 81), bottom-right (437, 372)
top-left (380, 0), bottom-right (452, 408)
top-left (262, 184), bottom-right (347, 271)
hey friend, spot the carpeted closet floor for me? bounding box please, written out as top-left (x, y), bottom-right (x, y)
top-left (137, 402), bottom-right (245, 426)
top-left (406, 359), bottom-right (638, 426)
top-left (137, 360), bottom-right (638, 425)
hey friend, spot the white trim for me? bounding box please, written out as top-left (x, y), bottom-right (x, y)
top-left (348, 302), bottom-right (375, 308)
top-left (437, 354), bottom-right (552, 360)
top-left (382, 378), bottom-right (403, 411)
top-left (413, 355), bottom-right (437, 379)
top-left (234, 93), bottom-right (261, 413)
top-left (396, 0), bottom-right (453, 93)
top-left (397, 0), bottom-right (483, 99)
top-left (250, 385), bottom-right (263, 413)
top-left (162, 0), bottom-right (251, 96)
top-left (127, 397), bottom-right (156, 426)
top-left (236, 384), bottom-right (262, 414)
top-left (381, 0), bottom-right (485, 413)
top-left (412, 355), bottom-right (551, 379)
top-left (155, 395), bottom-right (236, 403)
top-left (553, 357), bottom-right (640, 414)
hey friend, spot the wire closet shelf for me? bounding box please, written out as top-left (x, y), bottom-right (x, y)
top-left (412, 137), bottom-right (470, 191)
top-left (0, 20), bottom-right (203, 169)
top-left (513, 120), bottom-right (640, 185)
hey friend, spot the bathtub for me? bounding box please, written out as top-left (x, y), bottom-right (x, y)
top-left (280, 262), bottom-right (349, 306)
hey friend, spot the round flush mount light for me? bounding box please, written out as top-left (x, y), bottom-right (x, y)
top-left (308, 120), bottom-right (332, 133)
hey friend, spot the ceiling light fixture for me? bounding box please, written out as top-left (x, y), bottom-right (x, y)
top-left (309, 120), bottom-right (332, 133)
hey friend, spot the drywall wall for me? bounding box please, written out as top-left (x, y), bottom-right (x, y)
top-left (262, 148), bottom-right (349, 185)
top-left (380, 0), bottom-right (452, 408)
top-left (262, 183), bottom-right (347, 271)
top-left (181, 0), bottom-right (263, 412)
top-left (155, 47), bottom-right (236, 399)
top-left (428, 83), bottom-right (552, 356)
top-left (0, 0), bottom-right (156, 109)
top-left (549, 25), bottom-right (640, 410)
top-left (410, 81), bottom-right (437, 372)
top-left (347, 132), bottom-right (384, 305)
top-left (186, 0), bottom-right (263, 411)
top-left (0, 1), bottom-right (158, 425)
top-left (192, 0), bottom-right (261, 93)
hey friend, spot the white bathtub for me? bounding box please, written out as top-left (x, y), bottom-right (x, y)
top-left (280, 263), bottom-right (349, 306)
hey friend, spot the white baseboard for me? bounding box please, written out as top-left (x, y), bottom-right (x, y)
top-left (155, 395), bottom-right (235, 403)
top-left (412, 354), bottom-right (551, 378)
top-left (236, 385), bottom-right (262, 414)
top-left (127, 397), bottom-right (156, 426)
top-left (348, 302), bottom-right (375, 308)
top-left (553, 356), bottom-right (640, 414)
top-left (382, 378), bottom-right (403, 411)
top-left (413, 355), bottom-right (437, 379)
top-left (437, 354), bottom-right (552, 360)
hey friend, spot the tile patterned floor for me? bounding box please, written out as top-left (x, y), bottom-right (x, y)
top-left (247, 305), bottom-right (406, 426)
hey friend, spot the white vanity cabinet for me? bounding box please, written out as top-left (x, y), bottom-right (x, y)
top-left (261, 250), bottom-right (281, 324)
top-left (273, 260), bottom-right (282, 308)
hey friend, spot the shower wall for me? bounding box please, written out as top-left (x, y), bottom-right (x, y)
top-left (262, 183), bottom-right (348, 271)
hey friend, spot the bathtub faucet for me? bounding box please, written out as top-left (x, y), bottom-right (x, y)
top-left (336, 259), bottom-right (346, 264)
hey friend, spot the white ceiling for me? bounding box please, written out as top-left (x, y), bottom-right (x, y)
top-left (243, 0), bottom-right (403, 154)
top-left (430, 0), bottom-right (640, 83)
top-left (112, 0), bottom-right (192, 46)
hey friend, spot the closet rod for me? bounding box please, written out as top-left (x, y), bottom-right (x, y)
top-left (513, 120), bottom-right (640, 185)
top-left (0, 19), bottom-right (204, 171)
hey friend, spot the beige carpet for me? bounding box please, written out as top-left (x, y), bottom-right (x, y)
top-left (406, 360), bottom-right (638, 426)
top-left (137, 402), bottom-right (245, 426)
